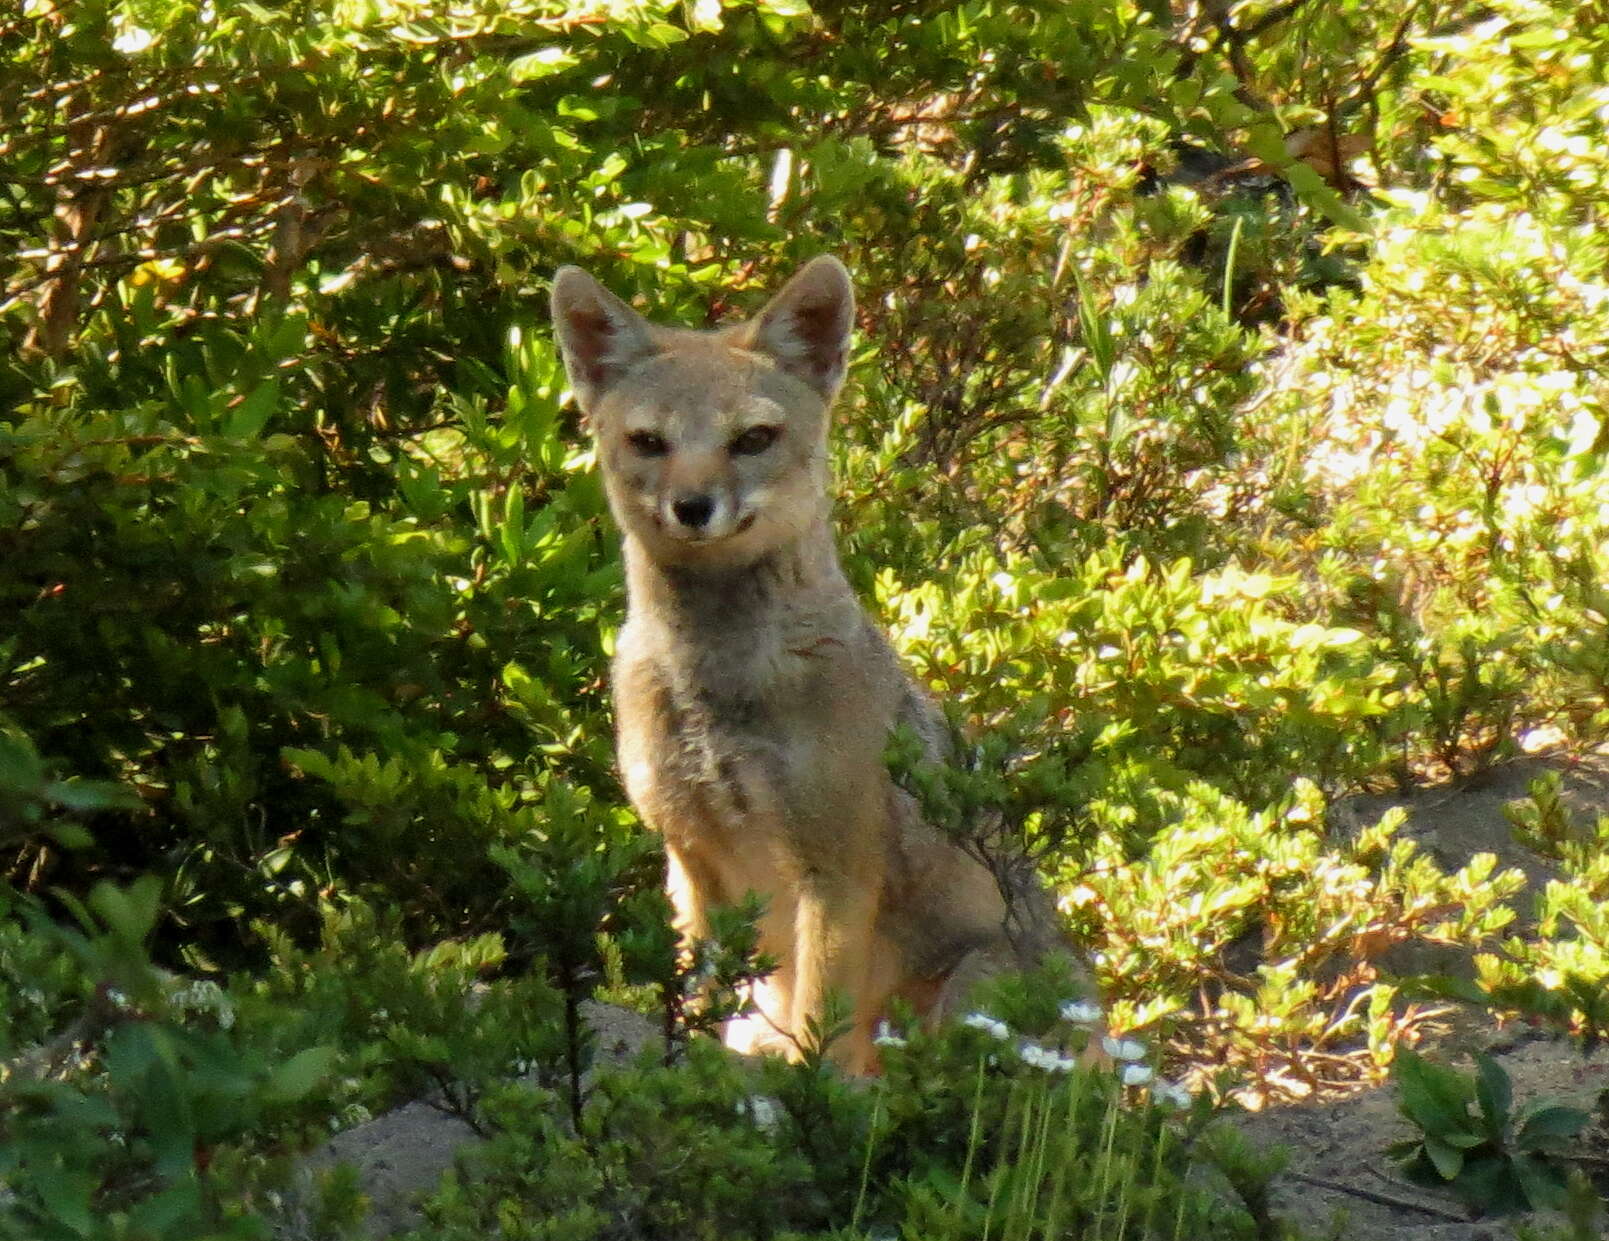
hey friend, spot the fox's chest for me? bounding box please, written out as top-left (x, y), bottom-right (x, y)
top-left (612, 626), bottom-right (891, 844)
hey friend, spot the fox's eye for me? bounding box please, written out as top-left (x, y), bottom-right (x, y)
top-left (626, 430), bottom-right (669, 457)
top-left (729, 425), bottom-right (779, 456)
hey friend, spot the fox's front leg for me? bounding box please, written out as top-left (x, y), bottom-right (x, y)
top-left (790, 869), bottom-right (883, 1074)
top-left (659, 843), bottom-right (711, 940)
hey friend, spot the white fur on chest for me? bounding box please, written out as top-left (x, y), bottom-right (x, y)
top-left (615, 610), bottom-right (886, 849)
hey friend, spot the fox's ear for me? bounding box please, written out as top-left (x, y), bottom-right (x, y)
top-left (551, 266), bottom-right (658, 413)
top-left (746, 255), bottom-right (854, 401)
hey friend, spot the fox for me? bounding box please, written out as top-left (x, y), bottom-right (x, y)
top-left (550, 256), bottom-right (1076, 1074)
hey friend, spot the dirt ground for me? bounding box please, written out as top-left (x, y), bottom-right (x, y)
top-left (1239, 747), bottom-right (1609, 1241)
top-left (291, 749), bottom-right (1609, 1240)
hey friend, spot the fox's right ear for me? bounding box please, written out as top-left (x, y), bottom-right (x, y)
top-left (550, 266), bottom-right (658, 413)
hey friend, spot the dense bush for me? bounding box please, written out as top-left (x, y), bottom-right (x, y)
top-left (3, 0), bottom-right (1607, 1235)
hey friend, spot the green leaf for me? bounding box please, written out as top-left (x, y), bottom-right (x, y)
top-left (509, 45), bottom-right (577, 81)
top-left (1473, 1053), bottom-right (1511, 1135)
top-left (1394, 1050), bottom-right (1475, 1137)
top-left (46, 822), bottom-right (95, 849)
top-left (34, 1168), bottom-right (97, 1237)
top-left (263, 1045), bottom-right (339, 1104)
top-left (224, 379), bottom-right (280, 439)
top-left (1422, 1135), bottom-right (1465, 1181)
top-left (42, 778), bottom-right (142, 813)
top-left (88, 875), bottom-right (165, 946)
top-left (1516, 1104), bottom-right (1589, 1152)
top-left (1513, 1154), bottom-right (1569, 1213)
top-left (126, 1182), bottom-right (204, 1236)
top-left (1453, 1154), bottom-right (1517, 1212)
top-left (145, 1059), bottom-right (199, 1177)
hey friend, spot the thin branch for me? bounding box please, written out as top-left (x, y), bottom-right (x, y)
top-left (1287, 1170), bottom-right (1473, 1222)
top-left (0, 222), bottom-right (277, 315)
top-left (1240, 0), bottom-right (1316, 40)
top-left (1341, 0), bottom-right (1433, 117)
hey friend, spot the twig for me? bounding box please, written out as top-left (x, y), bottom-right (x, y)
top-left (1342, 0), bottom-right (1434, 115)
top-left (1286, 1169), bottom-right (1472, 1222)
top-left (1239, 0), bottom-right (1316, 40)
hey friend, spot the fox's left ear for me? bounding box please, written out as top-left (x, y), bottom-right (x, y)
top-left (746, 255), bottom-right (854, 401)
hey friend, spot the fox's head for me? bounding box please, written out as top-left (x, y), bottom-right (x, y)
top-left (551, 257), bottom-right (853, 569)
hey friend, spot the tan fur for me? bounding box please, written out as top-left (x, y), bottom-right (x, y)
top-left (551, 257), bottom-right (1069, 1073)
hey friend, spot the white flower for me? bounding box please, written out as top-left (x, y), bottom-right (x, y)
top-left (1020, 1042), bottom-right (1077, 1073)
top-left (1121, 1063), bottom-right (1155, 1087)
top-left (1102, 1036), bottom-right (1147, 1062)
top-left (171, 979), bottom-right (236, 1029)
top-left (746, 1094), bottom-right (780, 1132)
top-left (1151, 1079), bottom-right (1192, 1109)
top-left (329, 1103), bottom-right (373, 1133)
top-left (873, 1020), bottom-right (906, 1049)
top-left (1059, 1000), bottom-right (1103, 1026)
top-left (963, 1012), bottom-right (1010, 1040)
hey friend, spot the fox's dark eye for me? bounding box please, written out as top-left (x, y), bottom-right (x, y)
top-left (626, 430), bottom-right (669, 457)
top-left (729, 425), bottom-right (779, 456)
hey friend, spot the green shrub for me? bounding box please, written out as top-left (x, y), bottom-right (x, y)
top-left (3, 0), bottom-right (1609, 1234)
top-left (1473, 775), bottom-right (1609, 1041)
top-left (409, 985), bottom-right (1273, 1241)
top-left (1389, 1049), bottom-right (1589, 1215)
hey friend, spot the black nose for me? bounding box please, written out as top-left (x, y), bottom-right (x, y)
top-left (672, 494), bottom-right (714, 529)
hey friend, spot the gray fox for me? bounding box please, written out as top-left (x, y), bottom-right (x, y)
top-left (551, 256), bottom-right (1072, 1072)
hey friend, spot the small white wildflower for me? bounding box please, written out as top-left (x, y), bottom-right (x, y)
top-left (1121, 1063), bottom-right (1155, 1087)
top-left (963, 1012), bottom-right (1010, 1041)
top-left (873, 1020), bottom-right (906, 1049)
top-left (1018, 1041), bottom-right (1078, 1073)
top-left (1152, 1079), bottom-right (1192, 1109)
top-left (1102, 1036), bottom-right (1147, 1062)
top-left (747, 1094), bottom-right (780, 1132)
top-left (172, 979), bottom-right (236, 1029)
top-left (1059, 1000), bottom-right (1102, 1026)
